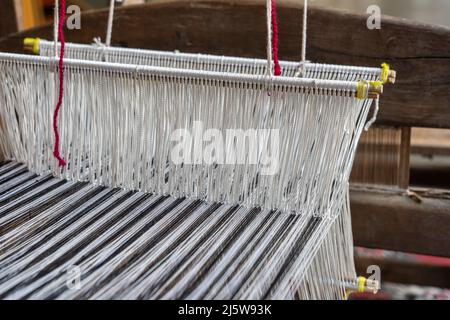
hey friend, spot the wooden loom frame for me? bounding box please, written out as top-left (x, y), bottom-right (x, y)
top-left (0, 0), bottom-right (449, 288)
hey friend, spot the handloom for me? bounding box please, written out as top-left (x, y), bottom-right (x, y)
top-left (0, 0), bottom-right (389, 299)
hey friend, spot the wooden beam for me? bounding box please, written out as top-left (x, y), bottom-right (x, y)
top-left (0, 0), bottom-right (449, 128)
top-left (411, 128), bottom-right (450, 156)
top-left (351, 187), bottom-right (450, 258)
top-left (355, 255), bottom-right (450, 288)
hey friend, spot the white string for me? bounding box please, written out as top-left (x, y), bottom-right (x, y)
top-left (364, 98), bottom-right (380, 131)
top-left (53, 0), bottom-right (59, 57)
top-left (295, 0), bottom-right (308, 77)
top-left (92, 37), bottom-right (108, 62)
top-left (301, 0), bottom-right (308, 63)
top-left (266, 0), bottom-right (273, 76)
top-left (105, 0), bottom-right (116, 47)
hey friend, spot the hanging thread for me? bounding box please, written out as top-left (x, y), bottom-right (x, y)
top-left (364, 98), bottom-right (380, 131)
top-left (301, 0), bottom-right (308, 63)
top-left (53, 0), bottom-right (59, 57)
top-left (295, 0), bottom-right (308, 77)
top-left (106, 0), bottom-right (116, 47)
top-left (266, 0), bottom-right (273, 76)
top-left (53, 0), bottom-right (67, 167)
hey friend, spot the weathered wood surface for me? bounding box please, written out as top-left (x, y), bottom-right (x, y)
top-left (351, 187), bottom-right (450, 258)
top-left (0, 0), bottom-right (449, 127)
top-left (398, 128), bottom-right (411, 189)
top-left (412, 128), bottom-right (450, 156)
top-left (350, 127), bottom-right (404, 187)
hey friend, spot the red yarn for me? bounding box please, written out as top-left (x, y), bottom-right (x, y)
top-left (271, 0), bottom-right (282, 76)
top-left (53, 0), bottom-right (66, 167)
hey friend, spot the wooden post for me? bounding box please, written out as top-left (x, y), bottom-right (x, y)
top-left (14, 0), bottom-right (46, 31)
top-left (398, 127), bottom-right (411, 189)
top-left (0, 0), bottom-right (19, 38)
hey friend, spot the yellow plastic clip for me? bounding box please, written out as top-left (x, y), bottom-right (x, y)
top-left (381, 63), bottom-right (390, 84)
top-left (358, 80), bottom-right (383, 99)
top-left (369, 80), bottom-right (383, 90)
top-left (24, 38), bottom-right (40, 55)
top-left (357, 276), bottom-right (367, 293)
top-left (357, 81), bottom-right (368, 100)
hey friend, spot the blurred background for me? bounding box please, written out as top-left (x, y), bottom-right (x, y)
top-left (312, 0), bottom-right (450, 26)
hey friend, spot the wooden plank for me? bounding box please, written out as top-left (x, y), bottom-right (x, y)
top-left (411, 128), bottom-right (450, 156)
top-left (410, 155), bottom-right (450, 189)
top-left (355, 254), bottom-right (450, 288)
top-left (398, 127), bottom-right (411, 189)
top-left (350, 127), bottom-right (403, 187)
top-left (409, 128), bottom-right (450, 188)
top-left (351, 186), bottom-right (450, 258)
top-left (0, 0), bottom-right (449, 127)
top-left (0, 0), bottom-right (18, 37)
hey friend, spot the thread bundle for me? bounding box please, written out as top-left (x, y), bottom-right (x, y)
top-left (0, 56), bottom-right (371, 215)
top-left (0, 161), bottom-right (355, 299)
